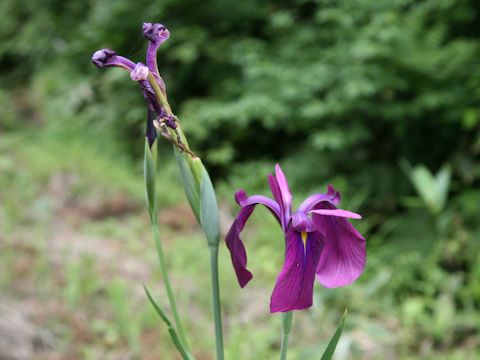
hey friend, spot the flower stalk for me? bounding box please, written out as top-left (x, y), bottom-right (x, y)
top-left (140, 24), bottom-right (225, 359)
top-left (144, 139), bottom-right (192, 354)
top-left (209, 245), bottom-right (224, 360)
top-left (151, 221), bottom-right (192, 354)
top-left (280, 311), bottom-right (293, 360)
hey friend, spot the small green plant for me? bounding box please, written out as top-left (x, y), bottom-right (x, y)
top-left (400, 159), bottom-right (451, 216)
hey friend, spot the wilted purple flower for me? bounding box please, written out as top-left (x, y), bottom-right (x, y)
top-left (91, 49), bottom-right (135, 71)
top-left (131, 62), bottom-right (150, 81)
top-left (143, 22), bottom-right (170, 92)
top-left (91, 23), bottom-right (173, 148)
top-left (226, 164), bottom-right (366, 313)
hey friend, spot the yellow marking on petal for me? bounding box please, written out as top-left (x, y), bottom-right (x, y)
top-left (301, 232), bottom-right (308, 253)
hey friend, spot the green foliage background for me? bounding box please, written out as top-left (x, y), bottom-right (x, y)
top-left (1, 0), bottom-right (480, 358)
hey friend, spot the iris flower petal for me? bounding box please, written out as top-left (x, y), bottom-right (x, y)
top-left (145, 109), bottom-right (157, 147)
top-left (131, 62), bottom-right (149, 81)
top-left (274, 164), bottom-right (292, 215)
top-left (313, 211), bottom-right (366, 288)
top-left (235, 190), bottom-right (281, 222)
top-left (297, 193), bottom-right (336, 214)
top-left (91, 49), bottom-right (136, 71)
top-left (327, 184), bottom-right (341, 203)
top-left (267, 164), bottom-right (293, 231)
top-left (270, 229), bottom-right (323, 313)
top-left (310, 208), bottom-right (361, 219)
top-left (143, 23), bottom-right (170, 92)
top-left (226, 190), bottom-right (283, 287)
top-left (267, 174), bottom-right (287, 230)
top-left (225, 205), bottom-right (255, 287)
top-left (291, 211), bottom-right (316, 232)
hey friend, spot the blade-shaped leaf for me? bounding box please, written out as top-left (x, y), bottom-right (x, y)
top-left (411, 165), bottom-right (437, 211)
top-left (321, 309), bottom-right (347, 360)
top-left (435, 165), bottom-right (451, 211)
top-left (400, 158), bottom-right (451, 215)
top-left (143, 285), bottom-right (194, 360)
top-left (199, 166), bottom-right (220, 247)
top-left (144, 139), bottom-right (158, 222)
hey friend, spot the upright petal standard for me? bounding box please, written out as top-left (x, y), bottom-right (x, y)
top-left (225, 164), bottom-right (366, 313)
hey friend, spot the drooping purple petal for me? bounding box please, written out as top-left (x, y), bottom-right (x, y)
top-left (91, 49), bottom-right (135, 71)
top-left (226, 189), bottom-right (284, 288)
top-left (225, 205), bottom-right (255, 287)
top-left (270, 229), bottom-right (323, 313)
top-left (313, 207), bottom-right (366, 288)
top-left (235, 190), bottom-right (281, 222)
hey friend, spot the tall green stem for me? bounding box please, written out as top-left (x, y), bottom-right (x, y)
top-left (151, 221), bottom-right (191, 353)
top-left (280, 311), bottom-right (293, 360)
top-left (145, 141), bottom-right (191, 354)
top-left (208, 245), bottom-right (224, 360)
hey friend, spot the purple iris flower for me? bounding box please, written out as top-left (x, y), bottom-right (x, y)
top-left (226, 164), bottom-right (366, 313)
top-left (91, 23), bottom-right (173, 147)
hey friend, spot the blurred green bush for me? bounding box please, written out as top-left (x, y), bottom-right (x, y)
top-left (1, 0), bottom-right (479, 194)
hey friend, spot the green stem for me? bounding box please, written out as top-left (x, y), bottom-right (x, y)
top-left (280, 312), bottom-right (293, 360)
top-left (151, 220), bottom-right (191, 353)
top-left (208, 246), bottom-right (224, 360)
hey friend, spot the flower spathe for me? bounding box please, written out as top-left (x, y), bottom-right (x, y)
top-left (226, 164), bottom-right (366, 313)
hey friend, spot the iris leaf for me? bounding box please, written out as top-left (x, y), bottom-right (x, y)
top-left (320, 309), bottom-right (347, 360)
top-left (143, 284), bottom-right (194, 360)
top-left (144, 139), bottom-right (158, 221)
